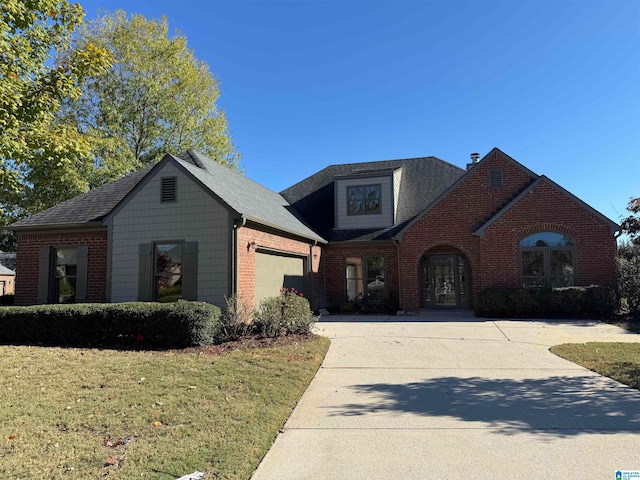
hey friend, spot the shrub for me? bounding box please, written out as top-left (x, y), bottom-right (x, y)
top-left (618, 241), bottom-right (640, 314)
top-left (475, 286), bottom-right (616, 319)
top-left (0, 294), bottom-right (14, 306)
top-left (0, 301), bottom-right (222, 348)
top-left (253, 288), bottom-right (316, 338)
top-left (220, 295), bottom-right (254, 341)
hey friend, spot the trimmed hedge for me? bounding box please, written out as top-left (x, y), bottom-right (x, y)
top-left (475, 286), bottom-right (617, 319)
top-left (0, 301), bottom-right (222, 348)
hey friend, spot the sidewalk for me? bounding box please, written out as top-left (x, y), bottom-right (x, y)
top-left (252, 313), bottom-right (640, 479)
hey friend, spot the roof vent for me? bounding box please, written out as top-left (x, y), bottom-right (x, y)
top-left (161, 177), bottom-right (177, 202)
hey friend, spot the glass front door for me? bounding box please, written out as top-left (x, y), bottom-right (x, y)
top-left (422, 254), bottom-right (469, 308)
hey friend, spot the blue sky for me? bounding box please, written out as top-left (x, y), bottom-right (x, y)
top-left (79, 0), bottom-right (639, 225)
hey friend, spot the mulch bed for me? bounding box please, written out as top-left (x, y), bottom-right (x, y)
top-left (173, 333), bottom-right (318, 356)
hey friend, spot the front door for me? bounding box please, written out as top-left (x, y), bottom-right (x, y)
top-left (422, 254), bottom-right (469, 308)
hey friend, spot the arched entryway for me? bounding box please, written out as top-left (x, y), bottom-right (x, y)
top-left (420, 250), bottom-right (470, 309)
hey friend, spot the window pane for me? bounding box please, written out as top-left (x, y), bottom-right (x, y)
top-left (56, 264), bottom-right (77, 277)
top-left (551, 250), bottom-right (574, 276)
top-left (57, 277), bottom-right (76, 303)
top-left (347, 187), bottom-right (364, 215)
top-left (346, 257), bottom-right (364, 300)
top-left (550, 249), bottom-right (574, 287)
top-left (156, 243), bottom-right (182, 275)
top-left (156, 275), bottom-right (182, 302)
top-left (366, 256), bottom-right (384, 302)
top-left (364, 186), bottom-right (381, 213)
top-left (56, 248), bottom-right (77, 266)
top-left (522, 250), bottom-right (545, 277)
top-left (520, 232), bottom-right (574, 248)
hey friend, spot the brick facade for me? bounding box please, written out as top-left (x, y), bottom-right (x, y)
top-left (15, 229), bottom-right (108, 305)
top-left (396, 150), bottom-right (617, 311)
top-left (12, 150), bottom-right (618, 313)
top-left (237, 224), bottom-right (322, 309)
top-left (320, 243), bottom-right (399, 308)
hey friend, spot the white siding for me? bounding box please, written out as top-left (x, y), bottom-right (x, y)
top-left (335, 175), bottom-right (393, 229)
top-left (110, 162), bottom-right (230, 306)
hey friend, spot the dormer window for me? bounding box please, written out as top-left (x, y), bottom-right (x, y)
top-left (347, 184), bottom-right (381, 216)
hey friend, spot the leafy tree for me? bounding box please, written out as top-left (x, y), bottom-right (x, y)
top-left (621, 197), bottom-right (640, 245)
top-left (617, 241), bottom-right (640, 314)
top-left (66, 10), bottom-right (241, 182)
top-left (0, 0), bottom-right (112, 222)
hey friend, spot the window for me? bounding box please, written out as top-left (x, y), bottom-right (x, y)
top-left (161, 177), bottom-right (177, 202)
top-left (520, 232), bottom-right (575, 288)
top-left (347, 184), bottom-right (381, 215)
top-left (53, 248), bottom-right (78, 303)
top-left (154, 242), bottom-right (183, 302)
top-left (138, 241), bottom-right (197, 302)
top-left (346, 256), bottom-right (385, 302)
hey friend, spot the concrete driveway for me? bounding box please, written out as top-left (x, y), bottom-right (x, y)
top-left (252, 311), bottom-right (640, 480)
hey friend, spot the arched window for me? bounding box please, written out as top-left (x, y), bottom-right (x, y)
top-left (519, 232), bottom-right (575, 288)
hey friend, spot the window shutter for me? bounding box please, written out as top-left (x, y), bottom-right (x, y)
top-left (182, 241), bottom-right (198, 301)
top-left (37, 246), bottom-right (51, 304)
top-left (75, 246), bottom-right (88, 302)
top-left (161, 177), bottom-right (177, 202)
top-left (138, 243), bottom-right (153, 301)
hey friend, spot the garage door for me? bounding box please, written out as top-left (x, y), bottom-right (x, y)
top-left (255, 252), bottom-right (306, 304)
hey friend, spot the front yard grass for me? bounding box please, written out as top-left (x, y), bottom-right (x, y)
top-left (0, 336), bottom-right (330, 479)
top-left (550, 342), bottom-right (640, 390)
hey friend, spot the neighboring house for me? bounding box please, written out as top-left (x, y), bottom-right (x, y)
top-left (11, 148), bottom-right (619, 311)
top-left (0, 264), bottom-right (15, 296)
top-left (0, 251), bottom-right (16, 271)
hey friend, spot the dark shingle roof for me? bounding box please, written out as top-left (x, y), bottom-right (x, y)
top-left (0, 252), bottom-right (16, 270)
top-left (12, 150), bottom-right (325, 243)
top-left (281, 156), bottom-right (466, 241)
top-left (171, 151), bottom-right (325, 243)
top-left (11, 167), bottom-right (153, 228)
top-left (0, 264), bottom-right (15, 275)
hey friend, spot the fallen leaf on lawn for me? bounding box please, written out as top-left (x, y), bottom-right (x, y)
top-left (151, 412), bottom-right (159, 418)
top-left (105, 456), bottom-right (116, 466)
top-left (5, 435), bottom-right (16, 441)
top-left (154, 421), bottom-right (162, 427)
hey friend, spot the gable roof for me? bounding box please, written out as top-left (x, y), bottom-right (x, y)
top-left (0, 252), bottom-right (16, 271)
top-left (392, 147), bottom-right (539, 240)
top-left (281, 155), bottom-right (466, 242)
top-left (473, 175), bottom-right (620, 237)
top-left (11, 166), bottom-right (153, 229)
top-left (0, 264), bottom-right (15, 276)
top-left (168, 151), bottom-right (325, 243)
top-left (12, 150), bottom-right (325, 244)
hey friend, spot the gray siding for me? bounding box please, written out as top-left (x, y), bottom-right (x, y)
top-left (110, 162), bottom-right (230, 306)
top-left (335, 175), bottom-right (393, 230)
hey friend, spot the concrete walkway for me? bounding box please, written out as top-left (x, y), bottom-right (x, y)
top-left (252, 311), bottom-right (640, 480)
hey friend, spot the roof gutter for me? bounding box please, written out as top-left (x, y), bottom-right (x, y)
top-left (241, 214), bottom-right (327, 245)
top-left (10, 221), bottom-right (107, 233)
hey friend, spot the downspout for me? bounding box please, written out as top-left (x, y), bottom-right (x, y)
top-left (309, 240), bottom-right (317, 310)
top-left (231, 216), bottom-right (246, 296)
top-left (393, 238), bottom-right (402, 311)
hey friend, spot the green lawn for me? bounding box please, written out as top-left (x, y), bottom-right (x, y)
top-left (0, 336), bottom-right (330, 479)
top-left (550, 342), bottom-right (640, 390)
